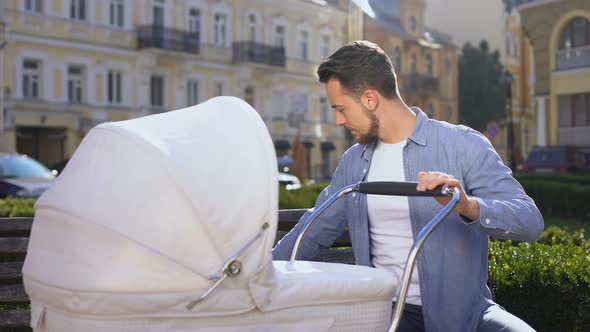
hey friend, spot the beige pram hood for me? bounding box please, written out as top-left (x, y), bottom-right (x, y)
top-left (23, 96), bottom-right (279, 318)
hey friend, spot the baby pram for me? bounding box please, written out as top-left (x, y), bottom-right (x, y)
top-left (22, 96), bottom-right (459, 331)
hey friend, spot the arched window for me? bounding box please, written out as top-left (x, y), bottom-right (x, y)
top-left (559, 17), bottom-right (590, 49)
top-left (425, 53), bottom-right (433, 76)
top-left (411, 54), bottom-right (417, 74)
top-left (557, 17), bottom-right (590, 69)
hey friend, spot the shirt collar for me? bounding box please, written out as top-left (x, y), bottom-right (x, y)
top-left (360, 107), bottom-right (429, 160)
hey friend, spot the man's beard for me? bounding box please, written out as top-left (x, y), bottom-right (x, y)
top-left (355, 105), bottom-right (379, 145)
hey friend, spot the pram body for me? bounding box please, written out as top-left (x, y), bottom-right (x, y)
top-left (23, 97), bottom-right (399, 331)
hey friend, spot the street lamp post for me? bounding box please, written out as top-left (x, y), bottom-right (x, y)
top-left (505, 70), bottom-right (516, 172)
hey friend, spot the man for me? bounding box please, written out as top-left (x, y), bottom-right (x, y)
top-left (272, 41), bottom-right (543, 332)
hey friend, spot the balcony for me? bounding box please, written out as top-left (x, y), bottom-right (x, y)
top-left (232, 41), bottom-right (286, 68)
top-left (137, 25), bottom-right (199, 54)
top-left (400, 73), bottom-right (439, 97)
top-left (557, 46), bottom-right (590, 70)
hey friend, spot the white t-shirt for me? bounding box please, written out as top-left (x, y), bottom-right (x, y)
top-left (367, 140), bottom-right (421, 306)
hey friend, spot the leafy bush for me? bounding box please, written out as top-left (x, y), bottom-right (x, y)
top-left (537, 226), bottom-right (587, 248)
top-left (0, 198), bottom-right (36, 217)
top-left (279, 183), bottom-right (328, 209)
top-left (489, 241), bottom-right (590, 332)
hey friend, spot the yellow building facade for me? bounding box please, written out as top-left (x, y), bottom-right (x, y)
top-left (0, 0), bottom-right (347, 180)
top-left (358, 0), bottom-right (459, 125)
top-left (516, 0), bottom-right (590, 149)
top-left (487, 6), bottom-right (537, 166)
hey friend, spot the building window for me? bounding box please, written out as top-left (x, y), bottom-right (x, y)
top-left (425, 53), bottom-right (433, 76)
top-left (274, 25), bottom-right (286, 48)
top-left (214, 13), bottom-right (227, 46)
top-left (445, 106), bottom-right (452, 122)
top-left (188, 8), bottom-right (201, 42)
top-left (321, 149), bottom-right (332, 178)
top-left (25, 0), bottom-right (43, 13)
top-left (506, 34), bottom-right (512, 56)
top-left (319, 96), bottom-right (330, 123)
top-left (298, 30), bottom-right (309, 60)
top-left (559, 17), bottom-right (590, 49)
top-left (70, 0), bottom-right (87, 21)
top-left (67, 65), bottom-right (85, 104)
top-left (271, 91), bottom-right (285, 120)
top-left (22, 60), bottom-right (40, 99)
top-left (247, 14), bottom-right (258, 42)
top-left (513, 36), bottom-right (519, 57)
top-left (411, 54), bottom-right (417, 74)
top-left (187, 80), bottom-right (199, 106)
top-left (150, 75), bottom-right (164, 107)
top-left (427, 104), bottom-right (435, 118)
top-left (320, 34), bottom-right (331, 59)
top-left (244, 86), bottom-right (255, 107)
top-left (444, 59), bottom-right (452, 97)
top-left (109, 0), bottom-right (124, 28)
top-left (107, 70), bottom-right (122, 105)
top-left (215, 82), bottom-right (224, 96)
top-left (444, 59), bottom-right (451, 76)
top-left (409, 16), bottom-right (417, 32)
top-left (559, 93), bottom-right (590, 127)
top-left (152, 0), bottom-right (165, 26)
top-left (392, 47), bottom-right (402, 73)
top-left (512, 74), bottom-right (519, 101)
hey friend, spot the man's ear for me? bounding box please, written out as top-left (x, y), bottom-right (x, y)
top-left (362, 89), bottom-right (379, 111)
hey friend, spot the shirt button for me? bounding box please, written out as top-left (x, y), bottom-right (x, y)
top-left (352, 193), bottom-right (356, 197)
top-left (485, 218), bottom-right (491, 225)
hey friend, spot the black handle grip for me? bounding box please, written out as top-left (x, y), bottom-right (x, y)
top-left (357, 181), bottom-right (448, 197)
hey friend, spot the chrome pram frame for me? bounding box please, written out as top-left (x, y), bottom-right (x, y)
top-left (289, 181), bottom-right (461, 332)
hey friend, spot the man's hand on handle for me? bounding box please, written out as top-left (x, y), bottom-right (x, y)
top-left (417, 171), bottom-right (480, 222)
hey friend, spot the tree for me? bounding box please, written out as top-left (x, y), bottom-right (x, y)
top-left (459, 40), bottom-right (508, 131)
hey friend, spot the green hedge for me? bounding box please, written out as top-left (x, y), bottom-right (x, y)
top-left (519, 180), bottom-right (590, 220)
top-left (0, 198), bottom-right (36, 217)
top-left (489, 240), bottom-right (590, 332)
top-left (515, 173), bottom-right (590, 186)
top-left (537, 226), bottom-right (588, 248)
top-left (280, 176), bottom-right (590, 220)
top-left (279, 183), bottom-right (328, 209)
top-left (2, 193), bottom-right (589, 331)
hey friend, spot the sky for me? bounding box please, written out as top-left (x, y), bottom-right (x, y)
top-left (424, 0), bottom-right (507, 56)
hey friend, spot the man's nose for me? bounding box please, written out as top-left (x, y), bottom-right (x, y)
top-left (335, 112), bottom-right (346, 126)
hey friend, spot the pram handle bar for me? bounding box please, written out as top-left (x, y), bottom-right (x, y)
top-left (290, 181), bottom-right (452, 262)
top-left (288, 181), bottom-right (460, 332)
top-left (358, 181), bottom-right (450, 197)
top-left (388, 186), bottom-right (460, 332)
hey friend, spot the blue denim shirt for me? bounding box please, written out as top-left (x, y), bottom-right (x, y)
top-left (273, 109), bottom-right (544, 332)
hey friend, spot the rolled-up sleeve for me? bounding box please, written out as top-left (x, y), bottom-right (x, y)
top-left (459, 129), bottom-right (544, 242)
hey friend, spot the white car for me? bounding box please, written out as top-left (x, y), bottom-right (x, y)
top-left (278, 172), bottom-right (301, 190)
top-left (0, 153), bottom-right (55, 198)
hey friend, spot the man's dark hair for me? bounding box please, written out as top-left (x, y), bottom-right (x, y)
top-left (317, 40), bottom-right (398, 99)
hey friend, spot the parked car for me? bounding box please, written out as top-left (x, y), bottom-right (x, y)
top-left (0, 153), bottom-right (55, 198)
top-left (522, 146), bottom-right (589, 174)
top-left (278, 172), bottom-right (302, 190)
